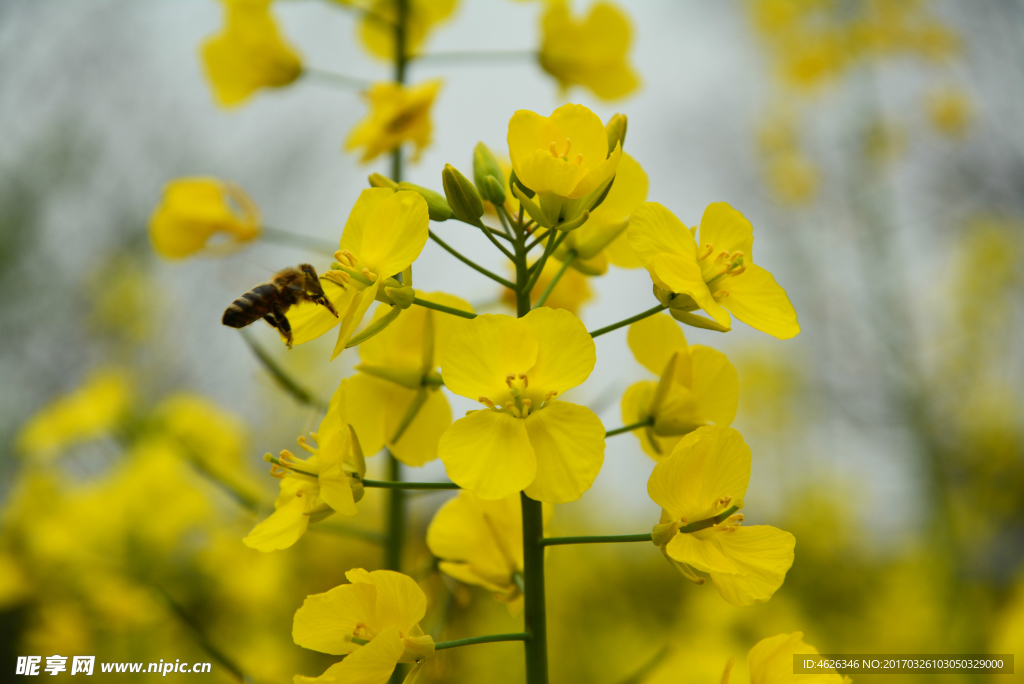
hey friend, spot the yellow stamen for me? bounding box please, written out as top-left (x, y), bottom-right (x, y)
top-left (521, 398), bottom-right (532, 418)
top-left (504, 401), bottom-right (522, 419)
top-left (699, 243), bottom-right (714, 260)
top-left (478, 397), bottom-right (498, 410)
top-left (296, 436), bottom-right (316, 454)
top-left (575, 153), bottom-right (584, 165)
top-left (361, 268), bottom-right (377, 282)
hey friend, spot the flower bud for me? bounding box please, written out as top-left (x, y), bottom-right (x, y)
top-left (442, 164), bottom-right (484, 224)
top-left (605, 113), bottom-right (627, 155)
top-left (368, 173), bottom-right (399, 190)
top-left (473, 142), bottom-right (506, 204)
top-left (397, 182), bottom-right (451, 221)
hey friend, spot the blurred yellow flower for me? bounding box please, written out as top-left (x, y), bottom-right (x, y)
top-left (748, 632), bottom-right (849, 684)
top-left (355, 0), bottom-right (459, 61)
top-left (539, 0), bottom-right (640, 101)
top-left (292, 568), bottom-right (435, 683)
top-left (287, 188), bottom-right (429, 359)
top-left (766, 151), bottom-right (820, 206)
top-left (346, 291), bottom-right (473, 467)
top-left (553, 151), bottom-right (647, 275)
top-left (427, 491), bottom-right (550, 615)
top-left (149, 178), bottom-right (260, 260)
top-left (16, 369), bottom-right (131, 462)
top-left (438, 307), bottom-right (605, 503)
top-left (927, 87), bottom-right (973, 138)
top-left (346, 79), bottom-right (442, 163)
top-left (628, 201), bottom-right (800, 339)
top-left (201, 0), bottom-right (302, 107)
top-left (648, 426), bottom-right (795, 605)
top-left (622, 313), bottom-right (738, 460)
top-left (507, 103), bottom-right (622, 225)
top-left (244, 380), bottom-right (365, 552)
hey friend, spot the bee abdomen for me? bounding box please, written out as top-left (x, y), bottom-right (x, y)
top-left (222, 285), bottom-right (275, 328)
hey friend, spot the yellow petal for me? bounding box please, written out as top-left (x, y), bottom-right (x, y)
top-left (705, 526), bottom-right (796, 605)
top-left (574, 152), bottom-right (648, 257)
top-left (620, 381), bottom-right (681, 460)
top-left (647, 426), bottom-right (751, 521)
top-left (748, 632), bottom-right (843, 684)
top-left (388, 387), bottom-right (450, 467)
top-left (357, 191), bottom-right (430, 278)
top-left (292, 580), bottom-right (378, 655)
top-left (654, 385), bottom-right (706, 436)
top-left (652, 253), bottom-right (731, 329)
top-left (697, 202), bottom-right (753, 258)
top-left (149, 178), bottom-right (259, 259)
top-left (331, 283), bottom-right (381, 360)
top-left (340, 188), bottom-right (396, 252)
top-left (437, 561), bottom-right (511, 596)
top-left (604, 229), bottom-right (641, 269)
top-left (242, 495), bottom-right (309, 552)
top-left (522, 307), bottom-right (596, 397)
top-left (438, 314), bottom-right (537, 404)
top-left (358, 570), bottom-right (428, 633)
top-left (627, 202), bottom-right (699, 267)
top-left (345, 373), bottom-right (391, 457)
top-left (427, 491), bottom-right (521, 591)
top-left (570, 142), bottom-right (621, 199)
top-left (438, 411), bottom-right (536, 500)
top-left (689, 345), bottom-right (739, 427)
top-left (358, 291), bottom-right (473, 371)
top-left (523, 402), bottom-right (605, 504)
top-left (287, 279), bottom-right (352, 346)
top-left (664, 531), bottom-right (741, 575)
top-left (295, 628), bottom-right (404, 684)
top-left (548, 103), bottom-right (609, 174)
top-left (627, 313), bottom-right (688, 377)
top-left (717, 263), bottom-right (800, 340)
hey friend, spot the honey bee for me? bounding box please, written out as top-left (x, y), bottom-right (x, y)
top-left (222, 263), bottom-right (338, 347)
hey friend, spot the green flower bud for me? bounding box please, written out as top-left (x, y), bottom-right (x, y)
top-left (368, 173), bottom-right (398, 190)
top-left (483, 175), bottom-right (506, 206)
top-left (397, 182), bottom-right (451, 222)
top-left (473, 142), bottom-right (506, 203)
top-left (442, 163), bottom-right (484, 224)
top-left (605, 113), bottom-right (627, 155)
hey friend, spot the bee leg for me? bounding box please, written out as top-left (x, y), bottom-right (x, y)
top-left (270, 301), bottom-right (294, 348)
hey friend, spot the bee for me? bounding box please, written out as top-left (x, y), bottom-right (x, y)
top-left (222, 263), bottom-right (338, 347)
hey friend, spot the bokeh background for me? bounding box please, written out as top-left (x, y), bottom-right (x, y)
top-left (1, 0), bottom-right (1023, 682)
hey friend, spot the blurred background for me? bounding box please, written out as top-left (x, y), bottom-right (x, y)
top-left (1, 0), bottom-right (1022, 681)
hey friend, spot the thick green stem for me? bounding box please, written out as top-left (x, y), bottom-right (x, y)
top-left (605, 417), bottom-right (654, 437)
top-left (412, 297), bottom-right (477, 319)
top-left (363, 479), bottom-right (460, 490)
top-left (589, 304), bottom-right (667, 338)
top-left (384, 453), bottom-right (405, 571)
top-left (520, 493), bottom-right (549, 684)
top-left (434, 632), bottom-right (531, 650)
top-left (429, 229), bottom-right (515, 288)
top-left (412, 50), bottom-right (538, 64)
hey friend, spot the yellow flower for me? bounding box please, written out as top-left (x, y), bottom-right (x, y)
top-left (243, 380), bottom-right (365, 552)
top-left (628, 201), bottom-right (800, 339)
top-left (437, 307), bottom-right (605, 503)
top-left (201, 0), bottom-right (302, 107)
top-left (346, 79), bottom-right (442, 163)
top-left (149, 178), bottom-right (260, 259)
top-left (292, 568), bottom-right (435, 683)
top-left (648, 426), bottom-right (795, 605)
top-left (539, 0), bottom-right (640, 101)
top-left (765, 151), bottom-right (820, 206)
top-left (346, 292), bottom-right (474, 467)
top-left (355, 0), bottom-right (459, 61)
top-left (748, 632), bottom-right (850, 684)
top-left (507, 104), bottom-right (622, 226)
top-left (622, 313), bottom-right (738, 460)
top-left (926, 87), bottom-right (973, 138)
top-left (501, 258), bottom-right (594, 315)
top-left (287, 188), bottom-right (430, 359)
top-left (427, 491), bottom-right (551, 615)
top-left (16, 369), bottom-right (131, 462)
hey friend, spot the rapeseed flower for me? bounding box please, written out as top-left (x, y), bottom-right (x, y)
top-left (346, 292), bottom-right (473, 467)
top-left (292, 568), bottom-right (435, 683)
top-left (628, 201), bottom-right (800, 339)
top-left (437, 307), bottom-right (604, 503)
top-left (507, 104), bottom-right (622, 228)
top-left (346, 80), bottom-right (442, 163)
top-left (648, 426), bottom-right (795, 605)
top-left (287, 188), bottom-right (429, 358)
top-left (201, 0), bottom-right (302, 107)
top-left (926, 87), bottom-right (973, 138)
top-left (747, 632), bottom-right (850, 684)
top-left (149, 178), bottom-right (260, 259)
top-left (622, 313), bottom-right (738, 459)
top-left (244, 381), bottom-right (365, 552)
top-left (539, 1), bottom-right (640, 101)
top-left (354, 0), bottom-right (458, 61)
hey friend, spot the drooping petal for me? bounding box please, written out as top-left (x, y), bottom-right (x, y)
top-left (438, 411), bottom-right (536, 500)
top-left (522, 307), bottom-right (596, 398)
top-left (627, 313), bottom-right (688, 377)
top-left (242, 494), bottom-right (309, 552)
top-left (427, 491), bottom-right (521, 592)
top-left (647, 426), bottom-right (751, 521)
top-left (717, 263), bottom-right (800, 340)
top-left (438, 315), bottom-right (538, 404)
top-left (705, 525), bottom-right (796, 606)
top-left (627, 202), bottom-right (700, 268)
top-left (523, 402), bottom-right (605, 504)
top-left (292, 581), bottom-right (379, 655)
top-left (345, 373), bottom-right (391, 457)
top-left (748, 632), bottom-right (842, 684)
top-left (689, 345), bottom-right (739, 427)
top-left (663, 531), bottom-right (742, 575)
top-left (697, 202), bottom-right (754, 258)
top-left (294, 628), bottom-right (405, 684)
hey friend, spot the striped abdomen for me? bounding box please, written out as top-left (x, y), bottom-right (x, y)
top-left (222, 284), bottom-right (278, 328)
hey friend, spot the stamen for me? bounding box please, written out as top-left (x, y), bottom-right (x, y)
top-left (712, 290), bottom-right (730, 300)
top-left (550, 142), bottom-right (559, 156)
top-left (575, 153), bottom-right (584, 165)
top-left (715, 250), bottom-right (730, 263)
top-left (504, 401), bottom-right (522, 419)
top-left (521, 398), bottom-right (532, 418)
top-left (296, 436), bottom-right (316, 454)
top-left (563, 138), bottom-right (572, 156)
top-left (505, 374), bottom-right (516, 388)
top-left (361, 268), bottom-right (377, 282)
top-left (323, 270), bottom-right (351, 286)
top-left (478, 397), bottom-right (498, 410)
top-left (728, 265), bottom-right (746, 276)
top-left (541, 390), bottom-right (558, 408)
top-left (340, 249), bottom-right (358, 264)
top-left (699, 243), bottom-right (714, 260)
top-left (518, 373), bottom-right (528, 388)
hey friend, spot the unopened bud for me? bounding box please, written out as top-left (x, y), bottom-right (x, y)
top-left (442, 164), bottom-right (484, 224)
top-left (605, 113), bottom-right (627, 155)
top-left (368, 173), bottom-right (398, 190)
top-left (483, 175), bottom-right (506, 206)
top-left (473, 142), bottom-right (506, 204)
top-left (397, 182), bottom-right (451, 221)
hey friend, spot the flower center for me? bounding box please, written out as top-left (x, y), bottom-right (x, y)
top-left (476, 373), bottom-right (558, 419)
top-left (265, 443), bottom-right (320, 485)
top-left (697, 243), bottom-right (746, 299)
top-left (325, 249), bottom-right (378, 290)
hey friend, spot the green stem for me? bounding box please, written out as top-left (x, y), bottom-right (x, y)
top-left (589, 304), bottom-right (668, 338)
top-left (412, 297), bottom-right (478, 319)
top-left (260, 226), bottom-right (337, 255)
top-left (384, 452), bottom-right (405, 571)
top-left (605, 417), bottom-right (653, 437)
top-left (521, 493), bottom-right (548, 683)
top-left (363, 478), bottom-right (461, 490)
top-left (479, 220), bottom-right (517, 260)
top-left (411, 50), bottom-right (538, 64)
top-left (240, 331), bottom-right (326, 410)
top-left (524, 229), bottom-right (551, 253)
top-left (533, 251), bottom-right (574, 308)
top-left (540, 533), bottom-right (651, 546)
top-left (302, 67), bottom-right (373, 91)
top-left (430, 229), bottom-right (515, 288)
top-left (153, 586), bottom-right (249, 683)
top-left (435, 632), bottom-right (531, 650)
